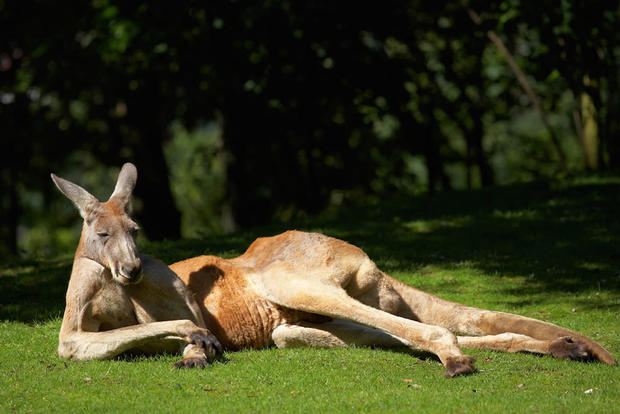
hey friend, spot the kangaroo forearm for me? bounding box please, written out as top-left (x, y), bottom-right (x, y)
top-left (58, 320), bottom-right (194, 360)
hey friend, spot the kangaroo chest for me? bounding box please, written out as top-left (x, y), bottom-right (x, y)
top-left (85, 282), bottom-right (138, 331)
top-left (86, 268), bottom-right (200, 332)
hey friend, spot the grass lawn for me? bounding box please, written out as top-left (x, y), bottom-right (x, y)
top-left (1, 177), bottom-right (619, 413)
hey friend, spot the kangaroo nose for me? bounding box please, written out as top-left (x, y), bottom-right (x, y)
top-left (122, 260), bottom-right (143, 280)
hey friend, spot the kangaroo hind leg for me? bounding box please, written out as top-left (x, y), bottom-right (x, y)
top-left (254, 263), bottom-right (475, 378)
top-left (387, 276), bottom-right (615, 364)
top-left (272, 319), bottom-right (410, 349)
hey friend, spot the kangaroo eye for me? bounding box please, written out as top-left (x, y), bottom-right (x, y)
top-left (97, 232), bottom-right (110, 238)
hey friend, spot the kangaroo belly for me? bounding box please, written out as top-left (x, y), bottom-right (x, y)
top-left (173, 255), bottom-right (323, 350)
top-left (206, 287), bottom-right (296, 350)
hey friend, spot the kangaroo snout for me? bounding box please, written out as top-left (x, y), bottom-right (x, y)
top-left (121, 259), bottom-right (142, 280)
top-left (121, 260), bottom-right (143, 283)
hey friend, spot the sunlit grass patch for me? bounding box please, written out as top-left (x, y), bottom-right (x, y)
top-left (491, 209), bottom-right (540, 220)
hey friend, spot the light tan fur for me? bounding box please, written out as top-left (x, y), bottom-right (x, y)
top-left (53, 164), bottom-right (615, 377)
top-left (52, 164), bottom-right (221, 368)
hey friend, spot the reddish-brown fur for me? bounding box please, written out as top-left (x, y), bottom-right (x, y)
top-left (173, 255), bottom-right (323, 350)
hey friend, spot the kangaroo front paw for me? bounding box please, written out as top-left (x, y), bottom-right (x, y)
top-left (549, 336), bottom-right (589, 361)
top-left (187, 329), bottom-right (223, 359)
top-left (173, 356), bottom-right (208, 369)
top-left (444, 355), bottom-right (476, 378)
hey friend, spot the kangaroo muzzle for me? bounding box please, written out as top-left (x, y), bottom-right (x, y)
top-left (117, 258), bottom-right (143, 284)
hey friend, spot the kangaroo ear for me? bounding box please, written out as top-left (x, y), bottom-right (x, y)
top-left (109, 163), bottom-right (137, 207)
top-left (51, 173), bottom-right (100, 219)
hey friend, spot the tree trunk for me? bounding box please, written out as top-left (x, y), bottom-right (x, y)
top-left (0, 168), bottom-right (18, 257)
top-left (221, 107), bottom-right (275, 229)
top-left (471, 116), bottom-right (494, 187)
top-left (132, 131), bottom-right (181, 241)
top-left (573, 93), bottom-right (600, 171)
top-left (423, 133), bottom-right (452, 193)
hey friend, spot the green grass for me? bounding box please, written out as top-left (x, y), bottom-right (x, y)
top-left (1, 177), bottom-right (619, 413)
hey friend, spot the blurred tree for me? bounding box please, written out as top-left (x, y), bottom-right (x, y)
top-left (1, 1), bottom-right (182, 243)
top-left (1, 0), bottom-right (618, 256)
top-left (489, 0), bottom-right (620, 170)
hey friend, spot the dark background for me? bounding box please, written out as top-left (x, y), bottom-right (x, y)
top-left (1, 1), bottom-right (619, 257)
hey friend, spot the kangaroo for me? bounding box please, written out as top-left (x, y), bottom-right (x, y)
top-left (51, 163), bottom-right (221, 368)
top-left (53, 164), bottom-right (615, 377)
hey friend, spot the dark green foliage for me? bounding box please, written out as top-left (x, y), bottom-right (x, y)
top-left (1, 1), bottom-right (619, 255)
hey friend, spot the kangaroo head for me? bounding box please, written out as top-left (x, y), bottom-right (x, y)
top-left (51, 163), bottom-right (143, 285)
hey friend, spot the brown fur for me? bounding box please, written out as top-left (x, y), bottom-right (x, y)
top-left (53, 164), bottom-right (616, 377)
top-left (173, 255), bottom-right (322, 350)
top-left (444, 355), bottom-right (476, 378)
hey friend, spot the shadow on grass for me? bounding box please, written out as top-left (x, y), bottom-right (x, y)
top-left (0, 258), bottom-right (71, 322)
top-left (2, 178), bottom-right (618, 324)
top-left (370, 346), bottom-right (441, 363)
